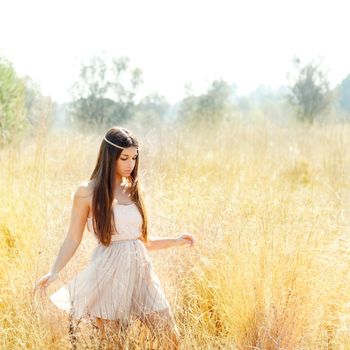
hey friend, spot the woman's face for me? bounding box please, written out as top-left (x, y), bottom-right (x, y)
top-left (115, 146), bottom-right (138, 178)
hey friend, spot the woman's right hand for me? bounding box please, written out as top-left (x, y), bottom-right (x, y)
top-left (34, 272), bottom-right (59, 295)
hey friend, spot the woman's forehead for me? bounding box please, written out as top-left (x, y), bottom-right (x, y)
top-left (120, 147), bottom-right (138, 156)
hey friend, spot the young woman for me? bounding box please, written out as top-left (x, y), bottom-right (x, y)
top-left (34, 126), bottom-right (196, 349)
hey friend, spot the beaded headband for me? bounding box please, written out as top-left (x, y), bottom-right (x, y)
top-left (103, 136), bottom-right (126, 149)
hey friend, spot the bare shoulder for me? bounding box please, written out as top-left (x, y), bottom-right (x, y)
top-left (73, 180), bottom-right (95, 201)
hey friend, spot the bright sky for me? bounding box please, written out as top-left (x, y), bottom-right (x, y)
top-left (1, 0), bottom-right (349, 104)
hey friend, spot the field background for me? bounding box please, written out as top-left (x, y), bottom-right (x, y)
top-left (1, 119), bottom-right (350, 349)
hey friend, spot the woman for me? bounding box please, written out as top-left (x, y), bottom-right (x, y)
top-left (34, 126), bottom-right (196, 349)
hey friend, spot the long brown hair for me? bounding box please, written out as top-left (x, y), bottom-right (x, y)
top-left (89, 126), bottom-right (148, 246)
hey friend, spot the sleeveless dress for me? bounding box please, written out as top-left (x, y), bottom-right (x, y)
top-left (49, 201), bottom-right (175, 328)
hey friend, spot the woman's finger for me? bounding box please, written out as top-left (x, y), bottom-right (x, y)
top-left (183, 234), bottom-right (195, 243)
top-left (182, 237), bottom-right (194, 245)
top-left (34, 280), bottom-right (43, 293)
top-left (38, 284), bottom-right (43, 297)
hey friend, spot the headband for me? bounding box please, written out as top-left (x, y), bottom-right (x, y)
top-left (103, 136), bottom-right (126, 149)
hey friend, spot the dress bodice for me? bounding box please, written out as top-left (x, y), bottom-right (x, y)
top-left (87, 202), bottom-right (143, 242)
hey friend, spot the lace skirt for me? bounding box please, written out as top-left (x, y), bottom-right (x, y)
top-left (49, 239), bottom-right (175, 329)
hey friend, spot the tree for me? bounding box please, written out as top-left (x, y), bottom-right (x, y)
top-left (178, 79), bottom-right (234, 125)
top-left (337, 74), bottom-right (350, 114)
top-left (198, 80), bottom-right (232, 122)
top-left (22, 75), bottom-right (54, 132)
top-left (134, 93), bottom-right (170, 126)
top-left (287, 57), bottom-right (333, 123)
top-left (0, 57), bottom-right (26, 146)
top-left (70, 55), bottom-right (143, 126)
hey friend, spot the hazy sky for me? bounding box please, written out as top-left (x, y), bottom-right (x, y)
top-left (1, 0), bottom-right (349, 103)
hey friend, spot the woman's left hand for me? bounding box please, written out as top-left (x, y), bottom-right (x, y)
top-left (176, 233), bottom-right (196, 247)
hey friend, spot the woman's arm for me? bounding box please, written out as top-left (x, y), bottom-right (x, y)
top-left (49, 184), bottom-right (90, 275)
top-left (141, 233), bottom-right (196, 251)
top-left (34, 184), bottom-right (90, 292)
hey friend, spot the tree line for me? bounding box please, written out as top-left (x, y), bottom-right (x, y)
top-left (1, 54), bottom-right (350, 145)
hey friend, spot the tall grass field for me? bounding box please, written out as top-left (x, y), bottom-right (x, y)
top-left (1, 120), bottom-right (350, 349)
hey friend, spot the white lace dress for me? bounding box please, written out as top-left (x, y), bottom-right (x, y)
top-left (49, 201), bottom-right (175, 328)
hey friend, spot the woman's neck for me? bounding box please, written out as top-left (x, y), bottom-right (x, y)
top-left (114, 175), bottom-right (123, 187)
